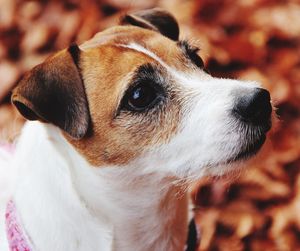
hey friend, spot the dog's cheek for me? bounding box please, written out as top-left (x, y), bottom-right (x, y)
top-left (65, 101), bottom-right (182, 167)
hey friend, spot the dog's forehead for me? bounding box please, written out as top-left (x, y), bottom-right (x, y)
top-left (80, 26), bottom-right (187, 70)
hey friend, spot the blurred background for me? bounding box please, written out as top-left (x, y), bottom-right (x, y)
top-left (0, 0), bottom-right (299, 250)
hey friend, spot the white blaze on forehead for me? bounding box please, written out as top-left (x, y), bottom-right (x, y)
top-left (117, 43), bottom-right (260, 94)
top-left (118, 43), bottom-right (188, 82)
top-left (118, 42), bottom-right (217, 91)
top-left (118, 43), bottom-right (262, 99)
top-left (119, 43), bottom-right (170, 68)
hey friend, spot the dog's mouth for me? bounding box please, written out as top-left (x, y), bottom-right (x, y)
top-left (230, 134), bottom-right (266, 162)
top-left (227, 121), bottom-right (271, 164)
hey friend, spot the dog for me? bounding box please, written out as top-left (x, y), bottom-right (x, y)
top-left (0, 8), bottom-right (272, 251)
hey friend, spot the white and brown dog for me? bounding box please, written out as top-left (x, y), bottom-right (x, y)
top-left (0, 8), bottom-right (272, 251)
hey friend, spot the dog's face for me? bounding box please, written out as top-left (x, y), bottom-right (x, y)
top-left (12, 9), bottom-right (272, 179)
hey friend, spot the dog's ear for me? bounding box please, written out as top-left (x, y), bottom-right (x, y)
top-left (120, 8), bottom-right (179, 41)
top-left (11, 44), bottom-right (90, 139)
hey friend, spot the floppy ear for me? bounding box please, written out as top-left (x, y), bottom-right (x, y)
top-left (11, 44), bottom-right (90, 139)
top-left (120, 8), bottom-right (179, 41)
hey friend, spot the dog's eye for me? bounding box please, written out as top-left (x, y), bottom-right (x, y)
top-left (122, 82), bottom-right (163, 112)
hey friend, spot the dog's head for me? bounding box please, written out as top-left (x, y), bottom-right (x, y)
top-left (12, 9), bottom-right (272, 179)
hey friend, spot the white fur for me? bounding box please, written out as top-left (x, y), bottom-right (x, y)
top-left (119, 43), bottom-right (261, 179)
top-left (0, 44), bottom-right (266, 251)
top-left (0, 122), bottom-right (189, 251)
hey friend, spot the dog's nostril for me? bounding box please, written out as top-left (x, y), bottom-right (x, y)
top-left (234, 88), bottom-right (272, 124)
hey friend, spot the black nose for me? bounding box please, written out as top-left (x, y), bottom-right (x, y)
top-left (234, 88), bottom-right (272, 124)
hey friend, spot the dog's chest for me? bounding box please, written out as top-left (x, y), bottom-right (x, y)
top-left (1, 122), bottom-right (190, 251)
top-left (109, 191), bottom-right (189, 251)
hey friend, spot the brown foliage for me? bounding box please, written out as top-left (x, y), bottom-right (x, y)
top-left (0, 1), bottom-right (299, 250)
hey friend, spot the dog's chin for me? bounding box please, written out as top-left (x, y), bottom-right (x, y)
top-left (210, 132), bottom-right (268, 174)
top-left (201, 131), bottom-right (269, 179)
top-left (228, 134), bottom-right (266, 163)
top-left (225, 120), bottom-right (271, 165)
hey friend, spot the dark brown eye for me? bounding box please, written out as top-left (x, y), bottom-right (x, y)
top-left (123, 82), bottom-right (163, 112)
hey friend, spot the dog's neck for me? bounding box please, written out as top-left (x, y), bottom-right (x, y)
top-left (12, 122), bottom-right (189, 251)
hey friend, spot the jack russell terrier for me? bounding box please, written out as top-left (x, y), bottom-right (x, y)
top-left (0, 8), bottom-right (272, 251)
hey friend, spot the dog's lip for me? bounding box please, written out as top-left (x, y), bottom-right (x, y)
top-left (226, 123), bottom-right (271, 164)
top-left (228, 118), bottom-right (272, 163)
top-left (229, 134), bottom-right (266, 163)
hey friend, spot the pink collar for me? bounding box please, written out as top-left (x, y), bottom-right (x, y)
top-left (0, 143), bottom-right (15, 154)
top-left (5, 200), bottom-right (33, 251)
top-left (0, 144), bottom-right (31, 250)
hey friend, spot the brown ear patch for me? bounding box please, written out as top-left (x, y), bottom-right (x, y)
top-left (12, 45), bottom-right (90, 139)
top-left (120, 8), bottom-right (179, 41)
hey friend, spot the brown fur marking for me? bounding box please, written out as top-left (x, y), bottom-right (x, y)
top-left (67, 36), bottom-right (184, 166)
